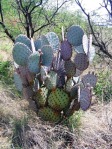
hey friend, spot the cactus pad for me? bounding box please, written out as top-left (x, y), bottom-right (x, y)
top-left (19, 66), bottom-right (34, 84)
top-left (74, 53), bottom-right (89, 71)
top-left (60, 40), bottom-right (72, 61)
top-left (74, 44), bottom-right (84, 53)
top-left (65, 78), bottom-right (73, 92)
top-left (45, 71), bottom-right (57, 90)
top-left (65, 99), bottom-right (80, 117)
top-left (57, 75), bottom-right (65, 88)
top-left (14, 72), bottom-right (23, 92)
top-left (48, 88), bottom-right (69, 111)
top-left (41, 35), bottom-right (49, 46)
top-left (46, 32), bottom-right (60, 51)
top-left (79, 87), bottom-right (91, 111)
top-left (70, 85), bottom-right (78, 99)
top-left (36, 87), bottom-right (48, 107)
top-left (40, 66), bottom-right (48, 81)
top-left (28, 51), bottom-right (40, 74)
top-left (41, 45), bottom-right (53, 66)
top-left (15, 34), bottom-right (31, 49)
top-left (34, 39), bottom-right (42, 51)
top-left (82, 72), bottom-right (97, 87)
top-left (74, 69), bottom-right (83, 77)
top-left (38, 107), bottom-right (61, 122)
top-left (13, 42), bottom-right (32, 66)
top-left (67, 25), bottom-right (84, 46)
top-left (64, 60), bottom-right (76, 77)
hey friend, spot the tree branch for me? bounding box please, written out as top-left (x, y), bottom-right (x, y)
top-left (29, 0), bottom-right (43, 14)
top-left (34, 0), bottom-right (70, 34)
top-left (0, 22), bottom-right (15, 42)
top-left (0, 0), bottom-right (15, 42)
top-left (75, 0), bottom-right (112, 59)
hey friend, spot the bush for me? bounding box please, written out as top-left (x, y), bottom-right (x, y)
top-left (94, 71), bottom-right (112, 102)
top-left (0, 61), bottom-right (13, 84)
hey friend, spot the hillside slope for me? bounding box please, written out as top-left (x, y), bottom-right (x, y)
top-left (0, 85), bottom-right (112, 149)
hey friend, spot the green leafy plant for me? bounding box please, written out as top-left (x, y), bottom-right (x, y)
top-left (94, 71), bottom-right (112, 102)
top-left (0, 61), bottom-right (13, 84)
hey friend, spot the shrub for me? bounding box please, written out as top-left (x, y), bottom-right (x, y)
top-left (94, 71), bottom-right (112, 102)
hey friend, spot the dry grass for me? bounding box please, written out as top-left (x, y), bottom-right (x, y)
top-left (0, 83), bottom-right (112, 149)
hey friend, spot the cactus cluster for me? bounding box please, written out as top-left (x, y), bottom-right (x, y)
top-left (12, 25), bottom-right (97, 123)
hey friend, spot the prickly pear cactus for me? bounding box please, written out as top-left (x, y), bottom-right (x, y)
top-left (14, 72), bottom-right (23, 92)
top-left (46, 32), bottom-right (60, 51)
top-left (38, 107), bottom-right (61, 122)
top-left (44, 71), bottom-right (57, 90)
top-left (27, 51), bottom-right (40, 74)
top-left (67, 25), bottom-right (84, 46)
top-left (48, 88), bottom-right (70, 111)
top-left (60, 40), bottom-right (72, 61)
top-left (34, 39), bottom-right (42, 51)
top-left (15, 34), bottom-right (32, 49)
top-left (12, 25), bottom-right (97, 123)
top-left (35, 87), bottom-right (48, 107)
top-left (41, 45), bottom-right (53, 66)
top-left (13, 43), bottom-right (32, 66)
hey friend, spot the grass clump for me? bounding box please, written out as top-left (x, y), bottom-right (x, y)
top-left (12, 117), bottom-right (28, 149)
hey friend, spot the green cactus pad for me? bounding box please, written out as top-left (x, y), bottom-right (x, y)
top-left (67, 25), bottom-right (84, 46)
top-left (34, 39), bottom-right (42, 51)
top-left (48, 88), bottom-right (69, 111)
top-left (36, 87), bottom-right (48, 107)
top-left (14, 72), bottom-right (23, 92)
top-left (41, 35), bottom-right (49, 46)
top-left (38, 107), bottom-right (61, 122)
top-left (15, 34), bottom-right (31, 50)
top-left (28, 51), bottom-right (40, 74)
top-left (45, 71), bottom-right (57, 90)
top-left (41, 45), bottom-right (54, 66)
top-left (13, 42), bottom-right (32, 66)
top-left (46, 32), bottom-right (60, 51)
top-left (64, 60), bottom-right (76, 77)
